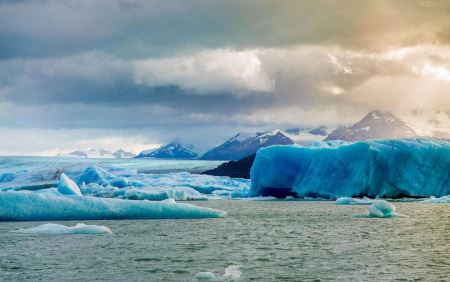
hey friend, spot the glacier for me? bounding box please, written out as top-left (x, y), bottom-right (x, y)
top-left (12, 223), bottom-right (112, 235)
top-left (250, 138), bottom-right (450, 198)
top-left (0, 191), bottom-right (225, 221)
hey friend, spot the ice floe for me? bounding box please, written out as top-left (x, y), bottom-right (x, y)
top-left (12, 223), bottom-right (112, 235)
top-left (0, 191), bottom-right (225, 221)
top-left (335, 197), bottom-right (373, 205)
top-left (420, 195), bottom-right (450, 203)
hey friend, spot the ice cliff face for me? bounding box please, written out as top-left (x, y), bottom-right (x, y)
top-left (250, 138), bottom-right (450, 198)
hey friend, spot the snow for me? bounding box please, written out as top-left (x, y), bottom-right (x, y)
top-left (57, 173), bottom-right (82, 196)
top-left (250, 138), bottom-right (450, 198)
top-left (12, 223), bottom-right (112, 235)
top-left (368, 200), bottom-right (398, 218)
top-left (0, 191), bottom-right (225, 221)
top-left (420, 195), bottom-right (450, 203)
top-left (195, 272), bottom-right (215, 280)
top-left (335, 197), bottom-right (373, 205)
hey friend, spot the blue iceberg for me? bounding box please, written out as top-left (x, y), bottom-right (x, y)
top-left (0, 191), bottom-right (225, 221)
top-left (250, 138), bottom-right (450, 198)
top-left (58, 173), bottom-right (82, 195)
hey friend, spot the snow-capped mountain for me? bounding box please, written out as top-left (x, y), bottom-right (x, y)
top-left (399, 109), bottom-right (450, 139)
top-left (57, 149), bottom-right (134, 159)
top-left (112, 149), bottom-right (135, 159)
top-left (200, 130), bottom-right (295, 160)
top-left (136, 143), bottom-right (198, 159)
top-left (325, 111), bottom-right (417, 141)
top-left (284, 126), bottom-right (331, 144)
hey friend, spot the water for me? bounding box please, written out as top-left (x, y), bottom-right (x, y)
top-left (1, 200), bottom-right (449, 281)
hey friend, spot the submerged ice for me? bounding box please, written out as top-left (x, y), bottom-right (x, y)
top-left (12, 223), bottom-right (112, 235)
top-left (250, 138), bottom-right (450, 199)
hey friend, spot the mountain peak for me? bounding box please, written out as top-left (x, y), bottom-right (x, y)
top-left (325, 111), bottom-right (417, 141)
top-left (57, 148), bottom-right (134, 159)
top-left (136, 142), bottom-right (198, 159)
top-left (200, 130), bottom-right (294, 160)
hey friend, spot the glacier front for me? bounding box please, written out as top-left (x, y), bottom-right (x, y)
top-left (250, 138), bottom-right (450, 198)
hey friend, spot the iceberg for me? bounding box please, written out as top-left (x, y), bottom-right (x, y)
top-left (195, 272), bottom-right (215, 280)
top-left (58, 173), bottom-right (82, 195)
top-left (75, 167), bottom-right (249, 198)
top-left (223, 265), bottom-right (242, 280)
top-left (250, 138), bottom-right (450, 198)
top-left (0, 191), bottom-right (225, 221)
top-left (11, 223), bottom-right (112, 235)
top-left (367, 200), bottom-right (398, 218)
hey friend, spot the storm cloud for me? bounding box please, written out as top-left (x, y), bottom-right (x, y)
top-left (1, 0), bottom-right (449, 155)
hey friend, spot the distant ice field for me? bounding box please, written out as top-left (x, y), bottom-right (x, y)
top-left (0, 156), bottom-right (224, 174)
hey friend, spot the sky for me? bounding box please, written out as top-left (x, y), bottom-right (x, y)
top-left (1, 0), bottom-right (450, 155)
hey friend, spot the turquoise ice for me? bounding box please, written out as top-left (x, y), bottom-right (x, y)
top-left (250, 138), bottom-right (450, 198)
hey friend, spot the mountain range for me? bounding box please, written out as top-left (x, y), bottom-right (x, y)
top-left (57, 110), bottom-right (449, 160)
top-left (136, 143), bottom-right (198, 159)
top-left (57, 149), bottom-right (135, 159)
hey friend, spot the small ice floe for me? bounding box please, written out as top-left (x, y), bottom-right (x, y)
top-left (368, 200), bottom-right (398, 218)
top-left (223, 265), bottom-right (241, 280)
top-left (195, 265), bottom-right (241, 281)
top-left (335, 197), bottom-right (373, 205)
top-left (195, 272), bottom-right (215, 280)
top-left (353, 200), bottom-right (405, 218)
top-left (11, 223), bottom-right (112, 235)
top-left (420, 195), bottom-right (450, 203)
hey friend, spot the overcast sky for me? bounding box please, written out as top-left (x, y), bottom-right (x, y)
top-left (1, 0), bottom-right (450, 155)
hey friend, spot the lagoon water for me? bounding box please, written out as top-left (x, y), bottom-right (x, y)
top-left (1, 200), bottom-right (449, 281)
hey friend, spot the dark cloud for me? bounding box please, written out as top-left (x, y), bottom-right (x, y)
top-left (1, 0), bottom-right (450, 60)
top-left (0, 0), bottom-right (449, 155)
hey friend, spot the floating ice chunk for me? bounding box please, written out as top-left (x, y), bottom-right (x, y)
top-left (368, 200), bottom-right (397, 218)
top-left (57, 173), bottom-right (82, 196)
top-left (223, 265), bottom-right (241, 280)
top-left (335, 197), bottom-right (373, 205)
top-left (195, 272), bottom-right (215, 280)
top-left (421, 195), bottom-right (450, 203)
top-left (0, 191), bottom-right (225, 221)
top-left (12, 223), bottom-right (112, 235)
